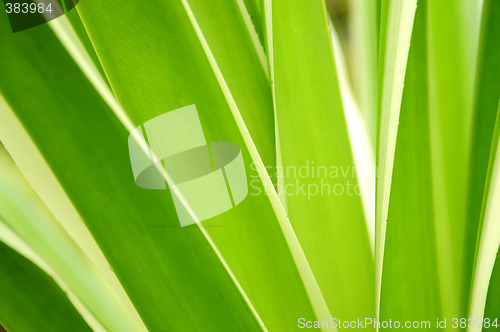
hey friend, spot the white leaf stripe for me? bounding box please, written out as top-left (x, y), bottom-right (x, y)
top-left (375, 0), bottom-right (418, 325)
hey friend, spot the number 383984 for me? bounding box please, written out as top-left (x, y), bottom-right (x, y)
top-left (5, 2), bottom-right (53, 14)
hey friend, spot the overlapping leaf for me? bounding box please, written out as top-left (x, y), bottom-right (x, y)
top-left (0, 1), bottom-right (319, 330)
top-left (0, 241), bottom-right (91, 332)
top-left (379, 1), bottom-right (441, 326)
top-left (268, 0), bottom-right (374, 324)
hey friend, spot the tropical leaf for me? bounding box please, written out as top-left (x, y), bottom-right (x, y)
top-left (375, 0), bottom-right (417, 319)
top-left (484, 255), bottom-right (500, 330)
top-left (379, 0), bottom-right (441, 326)
top-left (468, 101), bottom-right (500, 330)
top-left (0, 142), bottom-right (146, 331)
top-left (1, 0), bottom-right (500, 331)
top-left (267, 0), bottom-right (374, 324)
top-left (0, 241), bottom-right (91, 332)
top-left (349, 0), bottom-right (378, 146)
top-left (0, 2), bottom-right (322, 331)
top-left (466, 0), bottom-right (500, 327)
top-left (427, 0), bottom-right (481, 319)
top-left (0, 20), bottom-right (266, 331)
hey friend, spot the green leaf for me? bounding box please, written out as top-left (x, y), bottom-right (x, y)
top-left (0, 22), bottom-right (264, 331)
top-left (484, 255), bottom-right (500, 330)
top-left (268, 0), bottom-right (374, 322)
top-left (349, 0), bottom-right (378, 147)
top-left (74, 0), bottom-right (324, 328)
top-left (175, 0), bottom-right (272, 164)
top-left (0, 143), bottom-right (146, 331)
top-left (64, 9), bottom-right (109, 87)
top-left (427, 0), bottom-right (480, 318)
top-left (468, 100), bottom-right (500, 329)
top-left (1, 0), bottom-right (498, 330)
top-left (0, 2), bottom-right (320, 330)
top-left (466, 0), bottom-right (500, 323)
top-left (0, 241), bottom-right (91, 332)
top-left (241, 0), bottom-right (265, 50)
top-left (380, 0), bottom-right (441, 324)
top-left (375, 0), bottom-right (417, 318)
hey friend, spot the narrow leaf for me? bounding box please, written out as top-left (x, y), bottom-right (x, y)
top-left (0, 241), bottom-right (91, 332)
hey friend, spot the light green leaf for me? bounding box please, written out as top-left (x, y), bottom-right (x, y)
top-left (427, 0), bottom-right (480, 318)
top-left (375, 0), bottom-right (417, 318)
top-left (380, 0), bottom-right (441, 325)
top-left (268, 0), bottom-right (374, 323)
top-left (0, 142), bottom-right (146, 331)
top-left (0, 240), bottom-right (91, 332)
top-left (0, 2), bottom-right (321, 330)
top-left (466, 0), bottom-right (500, 327)
top-left (471, 2), bottom-right (500, 328)
top-left (242, 0), bottom-right (265, 51)
top-left (349, 0), bottom-right (378, 147)
top-left (0, 21), bottom-right (265, 330)
top-left (484, 255), bottom-right (500, 330)
top-left (468, 100), bottom-right (500, 330)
